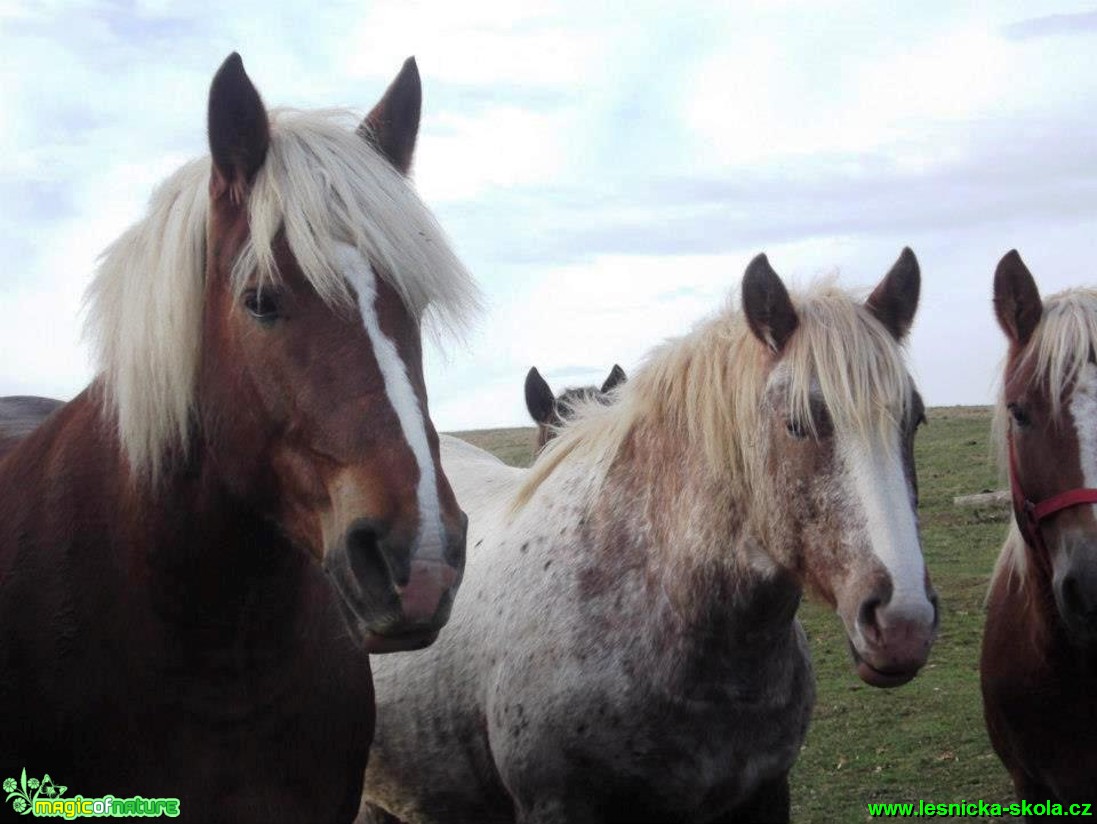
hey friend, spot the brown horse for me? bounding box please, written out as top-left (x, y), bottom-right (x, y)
top-left (0, 53), bottom-right (477, 823)
top-left (982, 251), bottom-right (1097, 817)
top-left (524, 365), bottom-right (626, 450)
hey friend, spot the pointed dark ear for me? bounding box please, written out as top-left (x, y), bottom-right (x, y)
top-left (208, 53), bottom-right (269, 204)
top-left (601, 364), bottom-right (627, 394)
top-left (993, 250), bottom-right (1042, 347)
top-left (742, 254), bottom-right (798, 354)
top-left (357, 56), bottom-right (422, 175)
top-left (525, 367), bottom-right (555, 425)
top-left (866, 247), bottom-right (920, 340)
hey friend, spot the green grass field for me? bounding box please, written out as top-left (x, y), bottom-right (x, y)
top-left (449, 406), bottom-right (1021, 822)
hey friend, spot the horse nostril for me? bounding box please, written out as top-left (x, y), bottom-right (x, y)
top-left (346, 520), bottom-right (381, 584)
top-left (857, 596), bottom-right (884, 644)
top-left (1061, 573), bottom-right (1082, 615)
top-left (346, 519), bottom-right (381, 554)
top-left (1058, 572), bottom-right (1097, 622)
top-left (346, 518), bottom-right (411, 590)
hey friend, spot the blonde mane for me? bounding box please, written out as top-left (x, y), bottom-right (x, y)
top-left (515, 280), bottom-right (913, 510)
top-left (990, 287), bottom-right (1097, 586)
top-left (84, 108), bottom-right (479, 482)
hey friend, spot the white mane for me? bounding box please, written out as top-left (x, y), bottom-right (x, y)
top-left (516, 280), bottom-right (913, 510)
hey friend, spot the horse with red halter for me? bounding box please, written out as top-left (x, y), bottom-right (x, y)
top-left (982, 251), bottom-right (1097, 815)
top-left (0, 53), bottom-right (477, 823)
top-left (360, 250), bottom-right (937, 824)
top-left (524, 365), bottom-right (626, 450)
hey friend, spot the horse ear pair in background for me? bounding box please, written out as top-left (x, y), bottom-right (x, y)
top-left (525, 363), bottom-right (627, 449)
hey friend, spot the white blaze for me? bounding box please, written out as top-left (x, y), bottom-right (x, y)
top-left (839, 428), bottom-right (933, 621)
top-left (335, 241), bottom-right (446, 558)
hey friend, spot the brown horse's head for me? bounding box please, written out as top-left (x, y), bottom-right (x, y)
top-left (743, 249), bottom-right (937, 686)
top-left (994, 250), bottom-right (1097, 645)
top-left (87, 54), bottom-right (479, 653)
top-left (525, 365), bottom-right (626, 450)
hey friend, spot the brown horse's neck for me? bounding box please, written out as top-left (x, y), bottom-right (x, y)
top-left (0, 388), bottom-right (309, 665)
top-left (0, 386), bottom-right (373, 815)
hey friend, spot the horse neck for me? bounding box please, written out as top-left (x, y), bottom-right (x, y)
top-left (583, 419), bottom-right (802, 663)
top-left (6, 389), bottom-right (308, 646)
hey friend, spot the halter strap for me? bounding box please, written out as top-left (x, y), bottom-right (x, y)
top-left (1008, 429), bottom-right (1097, 554)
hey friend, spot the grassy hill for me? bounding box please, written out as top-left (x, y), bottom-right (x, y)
top-left (447, 406), bottom-right (1020, 822)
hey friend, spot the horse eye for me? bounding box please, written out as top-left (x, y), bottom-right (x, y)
top-left (786, 418), bottom-right (809, 439)
top-left (1008, 402), bottom-right (1030, 427)
top-left (243, 289), bottom-right (280, 324)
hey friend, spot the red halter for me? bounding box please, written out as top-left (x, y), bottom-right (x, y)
top-left (1008, 428), bottom-right (1097, 554)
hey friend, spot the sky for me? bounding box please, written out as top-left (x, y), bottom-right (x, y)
top-left (2, 1), bottom-right (1097, 432)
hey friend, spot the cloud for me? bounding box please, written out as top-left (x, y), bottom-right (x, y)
top-left (1002, 10), bottom-right (1097, 40)
top-left (415, 105), bottom-right (572, 203)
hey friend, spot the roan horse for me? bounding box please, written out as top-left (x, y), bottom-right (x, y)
top-left (524, 365), bottom-right (626, 449)
top-left (0, 54), bottom-right (477, 822)
top-left (982, 251), bottom-right (1097, 813)
top-left (360, 250), bottom-right (938, 824)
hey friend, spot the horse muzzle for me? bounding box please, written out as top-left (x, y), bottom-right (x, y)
top-left (847, 593), bottom-right (939, 688)
top-left (323, 516), bottom-right (466, 653)
top-left (1053, 553), bottom-right (1097, 644)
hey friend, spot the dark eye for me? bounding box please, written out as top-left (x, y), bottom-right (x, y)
top-left (243, 288), bottom-right (281, 324)
top-left (1008, 402), bottom-right (1031, 427)
top-left (786, 418), bottom-right (809, 439)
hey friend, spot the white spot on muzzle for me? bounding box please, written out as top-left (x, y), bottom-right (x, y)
top-left (334, 242), bottom-right (446, 561)
top-left (839, 428), bottom-right (934, 624)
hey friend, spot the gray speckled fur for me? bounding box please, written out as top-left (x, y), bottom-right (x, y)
top-left (361, 435), bottom-right (813, 824)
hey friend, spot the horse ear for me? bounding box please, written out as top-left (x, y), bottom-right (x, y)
top-left (525, 367), bottom-right (555, 425)
top-left (866, 247), bottom-right (920, 341)
top-left (358, 56), bottom-right (421, 175)
top-left (993, 250), bottom-right (1043, 348)
top-left (208, 53), bottom-right (269, 204)
top-left (742, 253), bottom-right (798, 354)
top-left (601, 364), bottom-right (627, 394)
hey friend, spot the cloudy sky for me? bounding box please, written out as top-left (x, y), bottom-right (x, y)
top-left (2, 1), bottom-right (1096, 431)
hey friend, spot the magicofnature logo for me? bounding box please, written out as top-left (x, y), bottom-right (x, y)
top-left (3, 769), bottom-right (66, 815)
top-left (3, 769), bottom-right (179, 818)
